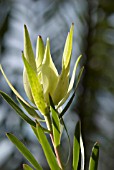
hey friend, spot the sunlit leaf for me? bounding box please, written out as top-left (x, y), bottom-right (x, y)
top-left (36, 124), bottom-right (61, 170)
top-left (73, 121), bottom-right (81, 170)
top-left (51, 105), bottom-right (61, 147)
top-left (23, 68), bottom-right (35, 104)
top-left (0, 91), bottom-right (35, 127)
top-left (89, 142), bottom-right (99, 170)
top-left (49, 94), bottom-right (61, 147)
top-left (22, 53), bottom-right (48, 115)
top-left (24, 25), bottom-right (36, 71)
top-left (80, 133), bottom-right (85, 170)
top-left (31, 123), bottom-right (50, 146)
top-left (59, 66), bottom-right (84, 118)
top-left (7, 133), bottom-right (42, 170)
top-left (68, 55), bottom-right (82, 92)
top-left (0, 65), bottom-right (35, 109)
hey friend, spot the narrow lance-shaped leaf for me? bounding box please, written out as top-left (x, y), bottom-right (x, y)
top-left (7, 133), bottom-right (42, 170)
top-left (62, 23), bottom-right (74, 69)
top-left (51, 105), bottom-right (61, 147)
top-left (23, 25), bottom-right (37, 103)
top-left (68, 55), bottom-right (82, 92)
top-left (53, 66), bottom-right (69, 105)
top-left (73, 121), bottom-right (81, 170)
top-left (89, 142), bottom-right (99, 170)
top-left (23, 164), bottom-right (33, 170)
top-left (59, 66), bottom-right (84, 118)
top-left (17, 97), bottom-right (44, 121)
top-left (31, 125), bottom-right (40, 142)
top-left (24, 25), bottom-right (36, 70)
top-left (0, 65), bottom-right (35, 109)
top-left (36, 124), bottom-right (61, 170)
top-left (0, 91), bottom-right (35, 127)
top-left (49, 94), bottom-right (61, 147)
top-left (31, 123), bottom-right (50, 146)
top-left (23, 68), bottom-right (35, 104)
top-left (58, 55), bottom-right (83, 108)
top-left (53, 24), bottom-right (74, 105)
top-left (60, 118), bottom-right (71, 166)
top-left (22, 53), bottom-right (48, 115)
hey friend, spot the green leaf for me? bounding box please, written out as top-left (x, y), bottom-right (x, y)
top-left (17, 97), bottom-right (44, 121)
top-left (0, 91), bottom-right (35, 127)
top-left (23, 164), bottom-right (33, 170)
top-left (0, 65), bottom-right (35, 109)
top-left (60, 118), bottom-right (71, 166)
top-left (73, 121), bottom-right (81, 170)
top-left (36, 124), bottom-right (61, 170)
top-left (49, 94), bottom-right (55, 109)
top-left (31, 123), bottom-right (51, 146)
top-left (23, 68), bottom-right (35, 104)
top-left (24, 25), bottom-right (36, 71)
top-left (59, 66), bottom-right (84, 118)
top-left (89, 142), bottom-right (99, 170)
top-left (22, 53), bottom-right (48, 115)
top-left (51, 105), bottom-right (61, 147)
top-left (7, 133), bottom-right (42, 170)
top-left (31, 125), bottom-right (40, 142)
top-left (49, 94), bottom-right (61, 147)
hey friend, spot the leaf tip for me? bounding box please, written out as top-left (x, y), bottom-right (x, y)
top-left (6, 132), bottom-right (10, 137)
top-left (0, 64), bottom-right (2, 71)
top-left (38, 35), bottom-right (42, 39)
top-left (72, 22), bottom-right (74, 25)
top-left (94, 141), bottom-right (100, 148)
top-left (24, 24), bottom-right (27, 30)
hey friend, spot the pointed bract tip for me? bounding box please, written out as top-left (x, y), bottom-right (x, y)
top-left (46, 37), bottom-right (50, 47)
top-left (24, 24), bottom-right (27, 29)
top-left (47, 37), bottom-right (50, 42)
top-left (38, 35), bottom-right (42, 39)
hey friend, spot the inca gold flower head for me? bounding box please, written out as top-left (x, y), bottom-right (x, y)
top-left (0, 24), bottom-right (82, 115)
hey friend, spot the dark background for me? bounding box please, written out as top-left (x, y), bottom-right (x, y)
top-left (0, 0), bottom-right (114, 169)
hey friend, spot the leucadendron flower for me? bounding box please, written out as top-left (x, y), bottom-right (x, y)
top-left (22, 24), bottom-right (82, 115)
top-left (0, 24), bottom-right (82, 116)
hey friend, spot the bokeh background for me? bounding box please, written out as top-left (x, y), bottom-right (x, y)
top-left (0, 0), bottom-right (114, 169)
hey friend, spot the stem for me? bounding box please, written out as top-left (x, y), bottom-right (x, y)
top-left (50, 133), bottom-right (63, 170)
top-left (44, 114), bottom-right (63, 170)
